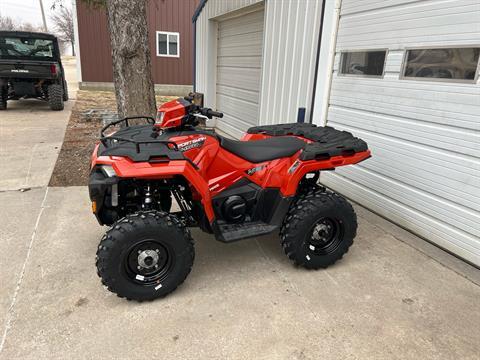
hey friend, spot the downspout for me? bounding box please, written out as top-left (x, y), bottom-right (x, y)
top-left (193, 21), bottom-right (196, 91)
top-left (308, 0), bottom-right (327, 123)
top-left (321, 0), bottom-right (342, 126)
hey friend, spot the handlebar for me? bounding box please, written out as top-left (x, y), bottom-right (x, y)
top-left (200, 108), bottom-right (224, 119)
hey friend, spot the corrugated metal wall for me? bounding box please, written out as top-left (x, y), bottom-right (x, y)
top-left (76, 0), bottom-right (198, 85)
top-left (321, 0), bottom-right (480, 265)
top-left (195, 0), bottom-right (323, 132)
top-left (258, 0), bottom-right (322, 125)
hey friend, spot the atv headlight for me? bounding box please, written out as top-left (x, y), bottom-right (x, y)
top-left (156, 111), bottom-right (165, 124)
top-left (100, 165), bottom-right (117, 178)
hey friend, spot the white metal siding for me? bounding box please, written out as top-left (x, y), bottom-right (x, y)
top-left (322, 0), bottom-right (480, 265)
top-left (259, 0), bottom-right (323, 125)
top-left (195, 0), bottom-right (323, 137)
top-left (216, 9), bottom-right (264, 138)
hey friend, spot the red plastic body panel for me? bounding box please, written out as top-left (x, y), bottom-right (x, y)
top-left (93, 98), bottom-right (370, 223)
top-left (156, 99), bottom-right (186, 128)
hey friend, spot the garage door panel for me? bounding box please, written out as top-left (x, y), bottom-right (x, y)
top-left (329, 106), bottom-right (480, 157)
top-left (218, 32), bottom-right (264, 49)
top-left (217, 56), bottom-right (262, 69)
top-left (217, 45), bottom-right (263, 57)
top-left (216, 8), bottom-right (264, 138)
top-left (217, 84), bottom-right (259, 104)
top-left (217, 94), bottom-right (259, 124)
top-left (218, 10), bottom-right (264, 33)
top-left (217, 67), bottom-right (261, 91)
top-left (321, 172), bottom-right (480, 266)
top-left (333, 166), bottom-right (480, 238)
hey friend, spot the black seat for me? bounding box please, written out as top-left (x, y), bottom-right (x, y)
top-left (218, 136), bottom-right (306, 163)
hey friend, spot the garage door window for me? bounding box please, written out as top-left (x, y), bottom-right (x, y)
top-left (156, 31), bottom-right (179, 57)
top-left (340, 50), bottom-right (387, 77)
top-left (402, 47), bottom-right (480, 82)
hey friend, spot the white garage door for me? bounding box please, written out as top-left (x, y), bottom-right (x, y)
top-left (216, 9), bottom-right (264, 138)
top-left (321, 0), bottom-right (480, 266)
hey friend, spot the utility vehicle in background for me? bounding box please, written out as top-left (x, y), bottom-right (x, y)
top-left (89, 93), bottom-right (371, 301)
top-left (0, 31), bottom-right (68, 110)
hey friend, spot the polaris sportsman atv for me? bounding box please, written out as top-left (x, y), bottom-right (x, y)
top-left (89, 93), bottom-right (370, 301)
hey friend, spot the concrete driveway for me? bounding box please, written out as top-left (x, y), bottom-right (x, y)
top-left (1, 59), bottom-right (479, 359)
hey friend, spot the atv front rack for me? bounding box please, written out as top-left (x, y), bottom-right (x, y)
top-left (100, 116), bottom-right (155, 137)
top-left (100, 135), bottom-right (179, 153)
top-left (97, 124), bottom-right (200, 164)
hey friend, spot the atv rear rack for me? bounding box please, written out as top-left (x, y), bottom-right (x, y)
top-left (247, 123), bottom-right (369, 161)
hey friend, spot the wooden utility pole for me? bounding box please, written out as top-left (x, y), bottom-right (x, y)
top-left (39, 0), bottom-right (48, 32)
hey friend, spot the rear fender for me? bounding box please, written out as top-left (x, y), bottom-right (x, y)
top-left (281, 150), bottom-right (371, 196)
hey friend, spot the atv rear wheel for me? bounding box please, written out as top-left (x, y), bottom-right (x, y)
top-left (280, 190), bottom-right (356, 269)
top-left (0, 86), bottom-right (7, 110)
top-left (96, 211), bottom-right (194, 301)
top-left (48, 84), bottom-right (64, 111)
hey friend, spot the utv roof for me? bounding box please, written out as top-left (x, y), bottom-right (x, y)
top-left (0, 30), bottom-right (57, 40)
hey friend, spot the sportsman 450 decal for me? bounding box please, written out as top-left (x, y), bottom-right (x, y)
top-left (177, 137), bottom-right (206, 151)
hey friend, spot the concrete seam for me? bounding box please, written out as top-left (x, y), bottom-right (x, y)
top-left (0, 187), bottom-right (49, 353)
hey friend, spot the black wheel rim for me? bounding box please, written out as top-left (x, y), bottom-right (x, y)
top-left (307, 217), bottom-right (344, 256)
top-left (124, 239), bottom-right (174, 286)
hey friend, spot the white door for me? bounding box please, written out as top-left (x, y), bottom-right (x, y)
top-left (216, 9), bottom-right (264, 138)
top-left (321, 0), bottom-right (480, 265)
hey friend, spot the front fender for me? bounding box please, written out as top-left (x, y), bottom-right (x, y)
top-left (94, 155), bottom-right (215, 221)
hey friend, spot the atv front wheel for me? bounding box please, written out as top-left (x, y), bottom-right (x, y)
top-left (280, 190), bottom-right (357, 269)
top-left (48, 84), bottom-right (64, 111)
top-left (96, 211), bottom-right (194, 301)
top-left (0, 86), bottom-right (7, 110)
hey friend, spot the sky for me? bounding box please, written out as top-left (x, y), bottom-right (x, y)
top-left (0, 0), bottom-right (73, 32)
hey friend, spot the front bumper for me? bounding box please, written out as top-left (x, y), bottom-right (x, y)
top-left (88, 168), bottom-right (119, 225)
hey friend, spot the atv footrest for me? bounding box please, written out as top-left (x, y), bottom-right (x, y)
top-left (216, 221), bottom-right (278, 242)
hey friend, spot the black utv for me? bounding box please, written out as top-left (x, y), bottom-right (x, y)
top-left (0, 31), bottom-right (68, 111)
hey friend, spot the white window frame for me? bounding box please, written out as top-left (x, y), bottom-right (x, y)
top-left (400, 45), bottom-right (480, 84)
top-left (156, 31), bottom-right (180, 58)
top-left (339, 49), bottom-right (388, 79)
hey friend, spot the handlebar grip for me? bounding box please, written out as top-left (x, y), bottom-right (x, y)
top-left (207, 109), bottom-right (224, 118)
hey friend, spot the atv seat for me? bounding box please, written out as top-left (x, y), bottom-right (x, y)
top-left (218, 136), bottom-right (305, 163)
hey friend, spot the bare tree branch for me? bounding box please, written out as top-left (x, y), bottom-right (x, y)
top-left (50, 6), bottom-right (75, 55)
top-left (0, 12), bottom-right (44, 32)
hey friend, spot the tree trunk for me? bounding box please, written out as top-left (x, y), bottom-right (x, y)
top-left (71, 41), bottom-right (75, 56)
top-left (105, 0), bottom-right (156, 119)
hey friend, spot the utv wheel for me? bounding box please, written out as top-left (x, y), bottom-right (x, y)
top-left (48, 84), bottom-right (64, 111)
top-left (96, 211), bottom-right (194, 301)
top-left (280, 190), bottom-right (357, 269)
top-left (0, 86), bottom-right (7, 110)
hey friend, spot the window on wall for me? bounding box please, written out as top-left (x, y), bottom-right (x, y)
top-left (340, 50), bottom-right (387, 77)
top-left (402, 47), bottom-right (480, 82)
top-left (156, 31), bottom-right (179, 57)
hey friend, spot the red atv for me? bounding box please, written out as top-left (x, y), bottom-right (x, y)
top-left (89, 93), bottom-right (370, 301)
